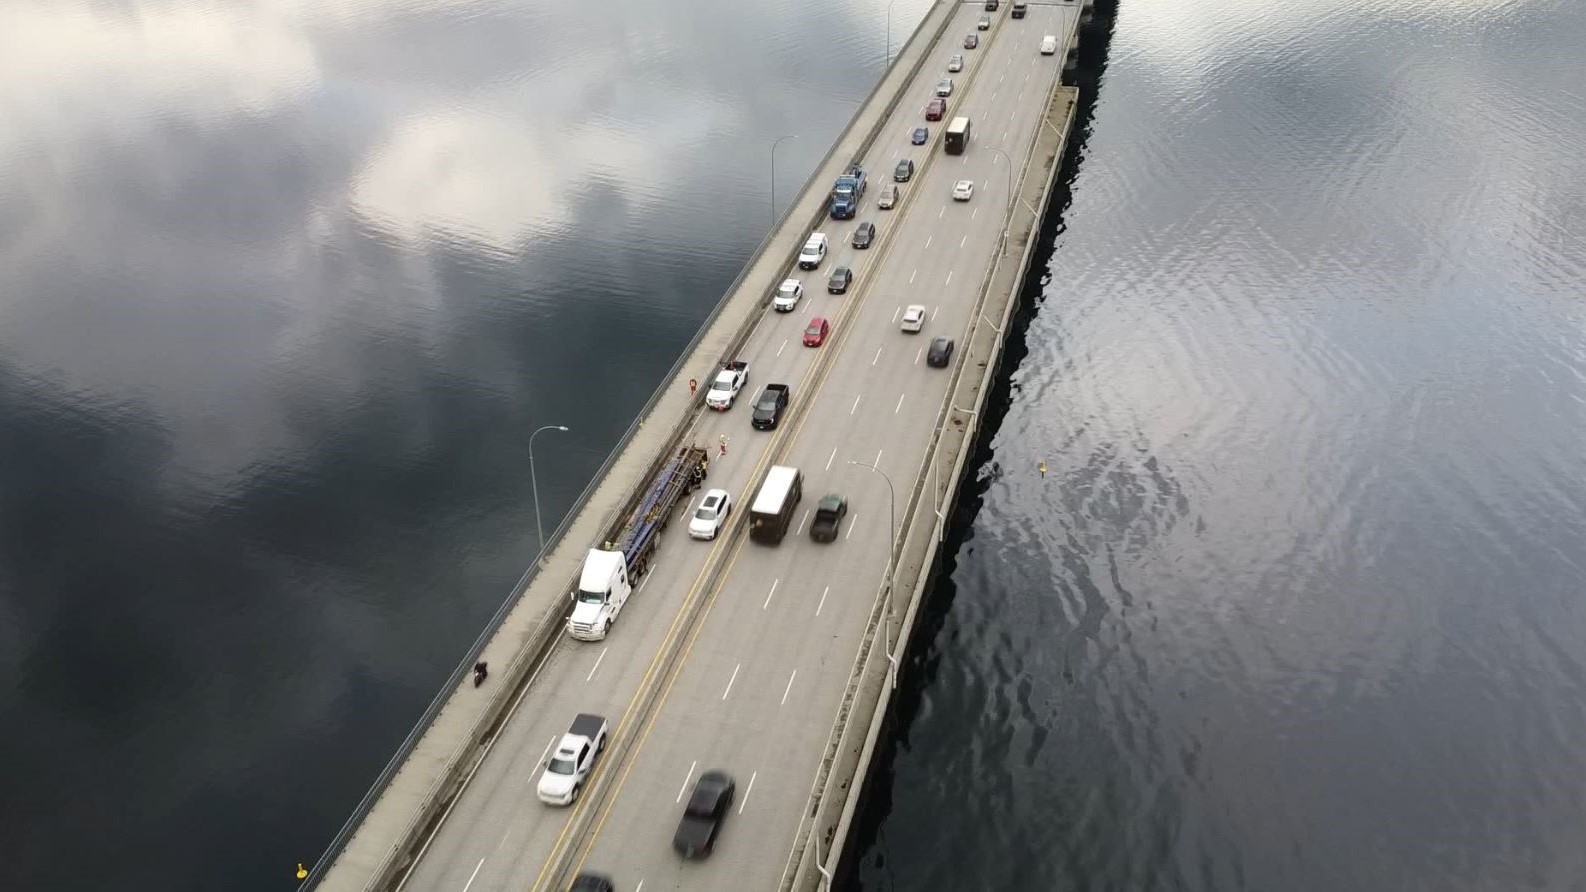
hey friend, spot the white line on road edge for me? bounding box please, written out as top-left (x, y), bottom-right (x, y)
top-left (826, 447), bottom-right (838, 470)
top-left (816, 586), bottom-right (830, 616)
top-left (721, 664), bottom-right (741, 700)
top-left (871, 346), bottom-right (883, 367)
top-left (846, 516), bottom-right (859, 541)
top-left (895, 393), bottom-right (906, 414)
top-left (945, 270), bottom-right (954, 285)
top-left (397, 606), bottom-right (562, 885)
top-left (585, 648), bottom-right (607, 682)
top-left (938, 207), bottom-right (944, 219)
top-left (637, 573), bottom-right (651, 593)
top-left (850, 394), bottom-right (862, 415)
top-left (892, 305), bottom-right (902, 323)
top-left (972, 207), bottom-right (979, 220)
top-left (875, 448), bottom-right (884, 466)
top-left (739, 770), bottom-right (759, 814)
top-left (462, 857), bottom-right (485, 892)
top-left (534, 735), bottom-right (557, 779)
top-left (676, 760), bottom-right (698, 803)
top-left (781, 671), bottom-right (798, 705)
top-left (961, 234), bottom-right (968, 247)
top-left (795, 508), bottom-right (811, 537)
top-left (909, 268), bottom-right (917, 284)
top-left (634, 882), bottom-right (644, 892)
top-left (763, 579), bottom-right (780, 610)
top-left (925, 235), bottom-right (932, 249)
top-left (776, 339), bottom-right (787, 357)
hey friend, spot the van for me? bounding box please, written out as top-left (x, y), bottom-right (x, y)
top-left (1040, 35), bottom-right (1059, 55)
top-left (1011, 1), bottom-right (1027, 18)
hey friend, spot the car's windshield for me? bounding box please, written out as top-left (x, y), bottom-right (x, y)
top-left (806, 324), bottom-right (821, 335)
top-left (577, 588), bottom-right (605, 605)
top-left (548, 756), bottom-right (576, 775)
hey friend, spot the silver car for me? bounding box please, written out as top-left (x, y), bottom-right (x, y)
top-left (948, 54), bottom-right (964, 72)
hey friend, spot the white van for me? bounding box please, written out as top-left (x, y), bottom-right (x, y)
top-left (1039, 35), bottom-right (1059, 55)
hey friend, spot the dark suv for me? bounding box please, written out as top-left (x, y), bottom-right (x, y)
top-left (893, 159), bottom-right (915, 182)
top-left (852, 221), bottom-right (876, 249)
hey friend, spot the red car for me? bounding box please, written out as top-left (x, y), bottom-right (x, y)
top-left (925, 97), bottom-right (946, 121)
top-left (803, 317), bottom-right (830, 347)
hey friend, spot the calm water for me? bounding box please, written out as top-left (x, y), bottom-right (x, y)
top-left (850, 0), bottom-right (1586, 889)
top-left (1, 0), bottom-right (1582, 889)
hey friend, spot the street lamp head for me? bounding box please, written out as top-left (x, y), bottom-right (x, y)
top-left (555, 425), bottom-right (570, 432)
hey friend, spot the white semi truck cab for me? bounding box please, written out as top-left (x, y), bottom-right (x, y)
top-left (567, 549), bottom-right (631, 641)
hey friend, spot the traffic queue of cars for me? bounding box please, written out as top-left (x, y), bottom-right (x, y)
top-left (561, 2), bottom-right (1035, 882)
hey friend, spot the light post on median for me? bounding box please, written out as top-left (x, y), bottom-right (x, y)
top-left (529, 424), bottom-right (570, 558)
top-left (983, 145), bottom-right (1016, 256)
top-left (770, 134), bottom-right (799, 229)
top-left (849, 459), bottom-right (900, 687)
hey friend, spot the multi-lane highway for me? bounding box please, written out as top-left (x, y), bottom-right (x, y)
top-left (399, 4), bottom-right (1075, 890)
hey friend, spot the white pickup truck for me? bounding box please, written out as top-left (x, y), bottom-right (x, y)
top-left (537, 713), bottom-right (610, 805)
top-left (705, 361), bottom-right (750, 411)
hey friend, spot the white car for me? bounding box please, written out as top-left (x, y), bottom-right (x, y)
top-left (773, 278), bottom-right (803, 312)
top-left (900, 304), bottom-right (927, 333)
top-left (689, 489), bottom-right (733, 540)
top-left (948, 54), bottom-right (964, 72)
top-left (797, 232), bottom-right (828, 269)
top-left (936, 77), bottom-right (954, 97)
top-left (952, 180), bottom-right (974, 201)
top-left (1040, 35), bottom-right (1059, 55)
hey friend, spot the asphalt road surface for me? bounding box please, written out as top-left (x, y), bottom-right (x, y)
top-left (401, 4), bottom-right (1074, 891)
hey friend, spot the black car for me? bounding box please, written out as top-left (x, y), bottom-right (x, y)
top-left (912, 126), bottom-right (929, 145)
top-left (673, 771), bottom-right (736, 859)
top-left (893, 159), bottom-right (915, 182)
top-left (809, 493), bottom-right (848, 542)
top-left (827, 266), bottom-right (853, 294)
top-left (852, 221), bottom-right (876, 249)
top-left (569, 874), bottom-right (615, 892)
top-left (926, 336), bottom-right (955, 367)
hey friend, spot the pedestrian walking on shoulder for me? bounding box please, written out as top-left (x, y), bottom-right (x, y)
top-left (472, 661), bottom-right (489, 687)
top-left (688, 378), bottom-right (698, 398)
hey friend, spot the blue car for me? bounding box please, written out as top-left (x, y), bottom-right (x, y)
top-left (911, 126), bottom-right (929, 145)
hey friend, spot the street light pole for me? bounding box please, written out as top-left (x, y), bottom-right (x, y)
top-left (983, 145), bottom-right (1016, 255)
top-left (770, 134), bottom-right (798, 229)
top-left (848, 460), bottom-right (897, 597)
top-left (852, 460), bottom-right (901, 687)
top-left (529, 424), bottom-right (570, 557)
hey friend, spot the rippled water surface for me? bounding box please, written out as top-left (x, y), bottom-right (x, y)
top-left (2, 0), bottom-right (1583, 888)
top-left (850, 0), bottom-right (1586, 889)
top-left (0, 0), bottom-right (935, 887)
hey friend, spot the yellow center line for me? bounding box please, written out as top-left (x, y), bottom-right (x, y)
top-left (554, 23), bottom-right (1010, 889)
top-left (538, 9), bottom-right (1012, 887)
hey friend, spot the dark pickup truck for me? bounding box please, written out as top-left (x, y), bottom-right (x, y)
top-left (751, 384), bottom-right (790, 430)
top-left (809, 493), bottom-right (848, 542)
